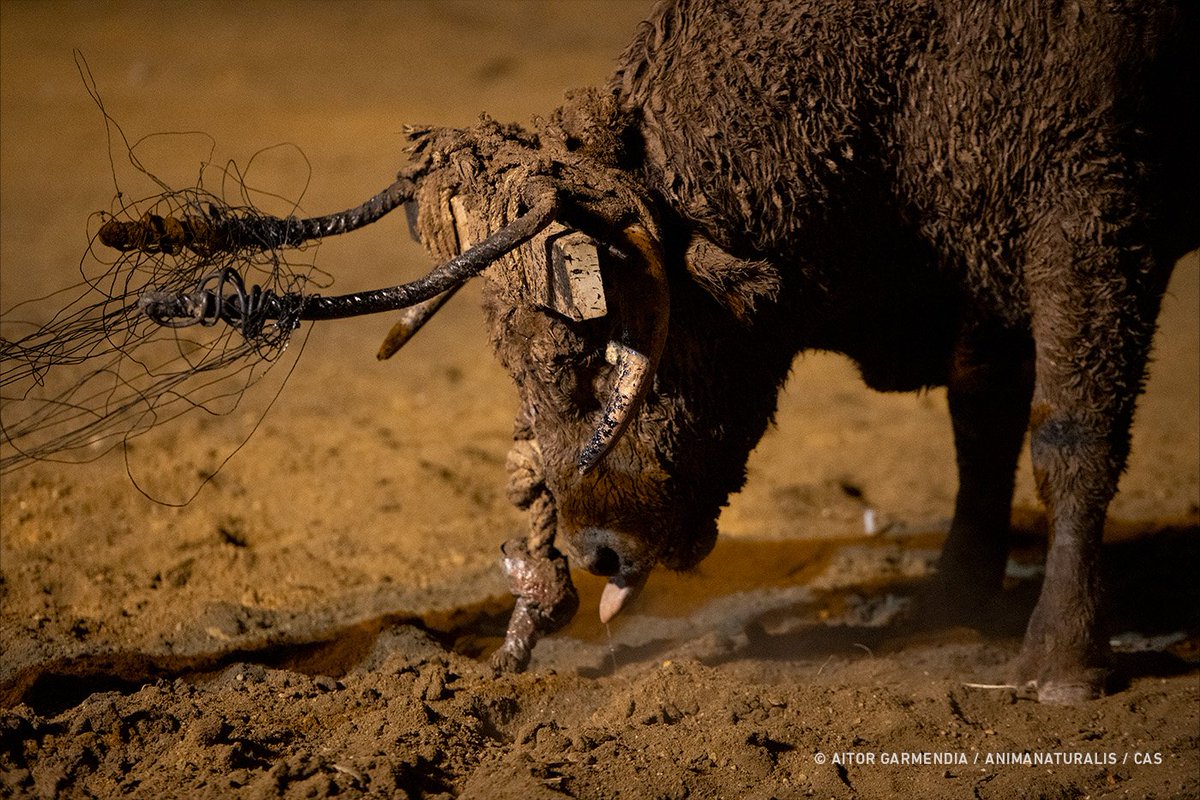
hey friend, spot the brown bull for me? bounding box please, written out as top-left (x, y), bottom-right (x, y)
top-left (114, 0), bottom-right (1199, 704)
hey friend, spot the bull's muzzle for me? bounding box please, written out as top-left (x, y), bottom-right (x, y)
top-left (570, 525), bottom-right (654, 623)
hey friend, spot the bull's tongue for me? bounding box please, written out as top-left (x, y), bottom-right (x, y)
top-left (599, 573), bottom-right (647, 624)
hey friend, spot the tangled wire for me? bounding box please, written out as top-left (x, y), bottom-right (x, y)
top-left (0, 56), bottom-right (332, 485)
top-left (0, 57), bottom-right (562, 491)
top-left (0, 182), bottom-right (326, 472)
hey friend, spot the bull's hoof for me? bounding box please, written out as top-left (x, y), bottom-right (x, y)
top-left (1033, 675), bottom-right (1107, 705)
top-left (1009, 588), bottom-right (1111, 704)
top-left (909, 564), bottom-right (1009, 633)
top-left (1010, 646), bottom-right (1110, 705)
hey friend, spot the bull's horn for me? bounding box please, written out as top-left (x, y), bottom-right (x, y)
top-left (300, 192), bottom-right (559, 321)
top-left (100, 176), bottom-right (417, 256)
top-left (577, 224), bottom-right (669, 473)
top-left (376, 284), bottom-right (462, 360)
top-left (138, 193), bottom-right (562, 331)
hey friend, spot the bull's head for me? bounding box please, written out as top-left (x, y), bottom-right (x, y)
top-left (397, 94), bottom-right (675, 621)
top-left (398, 91), bottom-right (788, 624)
top-left (111, 89), bottom-right (789, 657)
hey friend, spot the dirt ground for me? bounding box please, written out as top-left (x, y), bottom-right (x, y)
top-left (1, 2), bottom-right (1197, 798)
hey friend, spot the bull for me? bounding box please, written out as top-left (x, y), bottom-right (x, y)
top-left (105, 0), bottom-right (1199, 703)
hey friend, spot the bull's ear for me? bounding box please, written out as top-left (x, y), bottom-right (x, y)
top-left (684, 234), bottom-right (781, 323)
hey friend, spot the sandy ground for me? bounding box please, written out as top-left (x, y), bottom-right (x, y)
top-left (1, 2), bottom-right (1197, 798)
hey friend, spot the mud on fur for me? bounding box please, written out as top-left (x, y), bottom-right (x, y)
top-left (4, 0), bottom-right (1197, 702)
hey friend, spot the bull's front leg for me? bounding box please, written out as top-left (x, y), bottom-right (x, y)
top-left (491, 409), bottom-right (579, 674)
top-left (933, 328), bottom-right (1035, 616)
top-left (1011, 212), bottom-right (1165, 704)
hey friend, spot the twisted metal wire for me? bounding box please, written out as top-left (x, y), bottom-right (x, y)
top-left (0, 185), bottom-right (319, 472)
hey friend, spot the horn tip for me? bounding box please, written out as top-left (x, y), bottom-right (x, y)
top-left (576, 440), bottom-right (605, 474)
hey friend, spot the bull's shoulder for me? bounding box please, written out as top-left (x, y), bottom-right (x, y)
top-left (611, 0), bottom-right (924, 254)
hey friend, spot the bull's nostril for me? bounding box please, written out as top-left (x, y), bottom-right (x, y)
top-left (591, 546), bottom-right (621, 577)
top-left (573, 528), bottom-right (633, 576)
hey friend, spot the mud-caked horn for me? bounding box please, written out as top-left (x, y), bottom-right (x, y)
top-left (577, 224), bottom-right (669, 473)
top-left (133, 192), bottom-right (561, 332)
top-left (99, 176), bottom-right (418, 256)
